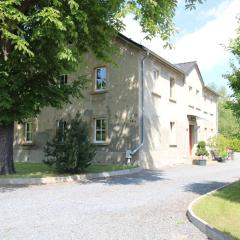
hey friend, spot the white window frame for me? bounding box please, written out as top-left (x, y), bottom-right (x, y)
top-left (94, 119), bottom-right (107, 143)
top-left (170, 121), bottom-right (176, 146)
top-left (57, 120), bottom-right (67, 142)
top-left (153, 69), bottom-right (159, 81)
top-left (170, 77), bottom-right (175, 99)
top-left (59, 75), bottom-right (68, 87)
top-left (24, 122), bottom-right (33, 143)
top-left (95, 66), bottom-right (107, 91)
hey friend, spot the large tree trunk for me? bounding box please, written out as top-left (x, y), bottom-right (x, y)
top-left (0, 123), bottom-right (15, 175)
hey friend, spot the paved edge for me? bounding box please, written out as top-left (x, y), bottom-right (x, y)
top-left (186, 182), bottom-right (237, 240)
top-left (0, 167), bottom-right (143, 186)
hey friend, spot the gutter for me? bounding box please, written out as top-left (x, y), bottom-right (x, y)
top-left (126, 51), bottom-right (149, 164)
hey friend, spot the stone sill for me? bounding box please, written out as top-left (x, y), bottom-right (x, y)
top-left (151, 92), bottom-right (161, 98)
top-left (169, 98), bottom-right (177, 103)
top-left (93, 142), bottom-right (110, 146)
top-left (90, 90), bottom-right (108, 95)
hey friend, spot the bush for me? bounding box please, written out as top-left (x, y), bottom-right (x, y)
top-left (208, 134), bottom-right (240, 157)
top-left (229, 138), bottom-right (240, 152)
top-left (208, 135), bottom-right (229, 157)
top-left (196, 141), bottom-right (209, 158)
top-left (43, 114), bottom-right (96, 174)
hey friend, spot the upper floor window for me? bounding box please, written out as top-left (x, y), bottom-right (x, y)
top-left (59, 75), bottom-right (68, 87)
top-left (95, 119), bottom-right (107, 143)
top-left (196, 89), bottom-right (199, 95)
top-left (153, 70), bottom-right (159, 81)
top-left (24, 122), bottom-right (33, 143)
top-left (170, 77), bottom-right (175, 99)
top-left (95, 67), bottom-right (106, 91)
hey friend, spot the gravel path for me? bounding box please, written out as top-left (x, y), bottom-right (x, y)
top-left (1, 160), bottom-right (240, 240)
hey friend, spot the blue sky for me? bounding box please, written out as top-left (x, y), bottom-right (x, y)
top-left (123, 0), bottom-right (240, 91)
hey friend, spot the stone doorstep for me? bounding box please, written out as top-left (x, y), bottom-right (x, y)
top-left (187, 181), bottom-right (239, 240)
top-left (0, 167), bottom-right (143, 186)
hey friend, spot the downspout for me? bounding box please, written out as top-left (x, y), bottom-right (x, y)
top-left (126, 51), bottom-right (149, 164)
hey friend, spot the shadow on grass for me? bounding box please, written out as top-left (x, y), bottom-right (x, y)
top-left (79, 170), bottom-right (168, 186)
top-left (213, 181), bottom-right (240, 204)
top-left (223, 231), bottom-right (239, 240)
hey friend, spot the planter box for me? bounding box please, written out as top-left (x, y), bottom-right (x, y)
top-left (193, 159), bottom-right (207, 166)
top-left (233, 152), bottom-right (240, 161)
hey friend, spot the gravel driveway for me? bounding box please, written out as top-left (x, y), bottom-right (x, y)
top-left (1, 160), bottom-right (240, 240)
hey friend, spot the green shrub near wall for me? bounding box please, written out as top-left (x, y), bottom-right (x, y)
top-left (209, 135), bottom-right (240, 157)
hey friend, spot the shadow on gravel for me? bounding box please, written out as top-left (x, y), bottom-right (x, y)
top-left (184, 181), bottom-right (230, 195)
top-left (80, 170), bottom-right (168, 186)
top-left (0, 184), bottom-right (35, 193)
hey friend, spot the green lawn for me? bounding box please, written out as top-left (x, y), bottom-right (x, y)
top-left (193, 181), bottom-right (240, 240)
top-left (0, 162), bottom-right (137, 179)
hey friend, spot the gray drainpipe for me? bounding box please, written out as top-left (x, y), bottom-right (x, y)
top-left (126, 51), bottom-right (149, 164)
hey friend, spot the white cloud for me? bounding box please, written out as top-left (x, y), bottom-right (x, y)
top-left (122, 0), bottom-right (240, 72)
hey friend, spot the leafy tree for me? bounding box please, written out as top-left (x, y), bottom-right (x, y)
top-left (226, 19), bottom-right (240, 120)
top-left (0, 0), bottom-right (203, 175)
top-left (43, 114), bottom-right (95, 174)
top-left (207, 83), bottom-right (240, 138)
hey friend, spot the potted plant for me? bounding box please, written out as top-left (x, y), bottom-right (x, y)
top-left (194, 141), bottom-right (209, 166)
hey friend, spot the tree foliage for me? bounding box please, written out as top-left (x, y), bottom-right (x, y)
top-left (43, 114), bottom-right (95, 174)
top-left (0, 0), bottom-right (203, 125)
top-left (207, 83), bottom-right (240, 138)
top-left (0, 0), bottom-right (203, 175)
top-left (226, 19), bottom-right (240, 120)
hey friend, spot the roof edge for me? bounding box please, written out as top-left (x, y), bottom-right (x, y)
top-left (118, 33), bottom-right (185, 76)
top-left (204, 86), bottom-right (220, 97)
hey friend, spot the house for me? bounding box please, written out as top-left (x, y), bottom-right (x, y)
top-left (13, 34), bottom-right (219, 169)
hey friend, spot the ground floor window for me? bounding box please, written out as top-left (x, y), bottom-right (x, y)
top-left (95, 119), bottom-right (106, 143)
top-left (170, 121), bottom-right (177, 146)
top-left (24, 122), bottom-right (33, 143)
top-left (57, 120), bottom-right (67, 142)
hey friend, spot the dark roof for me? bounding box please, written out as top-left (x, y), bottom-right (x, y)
top-left (174, 61), bottom-right (197, 74)
top-left (204, 86), bottom-right (220, 97)
top-left (175, 61), bottom-right (219, 97)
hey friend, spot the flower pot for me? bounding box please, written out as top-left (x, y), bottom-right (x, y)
top-left (192, 159), bottom-right (207, 166)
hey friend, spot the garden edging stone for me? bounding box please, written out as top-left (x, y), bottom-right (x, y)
top-left (187, 182), bottom-right (238, 240)
top-left (0, 167), bottom-right (143, 185)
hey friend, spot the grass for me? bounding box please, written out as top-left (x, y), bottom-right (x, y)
top-left (0, 162), bottom-right (137, 179)
top-left (193, 181), bottom-right (240, 240)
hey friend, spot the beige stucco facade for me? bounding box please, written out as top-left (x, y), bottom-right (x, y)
top-left (13, 35), bottom-right (219, 168)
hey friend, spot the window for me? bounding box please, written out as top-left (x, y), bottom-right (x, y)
top-left (95, 67), bottom-right (106, 91)
top-left (24, 122), bottom-right (33, 143)
top-left (196, 89), bottom-right (199, 95)
top-left (170, 78), bottom-right (175, 99)
top-left (59, 75), bottom-right (68, 87)
top-left (95, 119), bottom-right (106, 143)
top-left (57, 120), bottom-right (67, 142)
top-left (170, 121), bottom-right (176, 146)
top-left (153, 70), bottom-right (159, 81)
